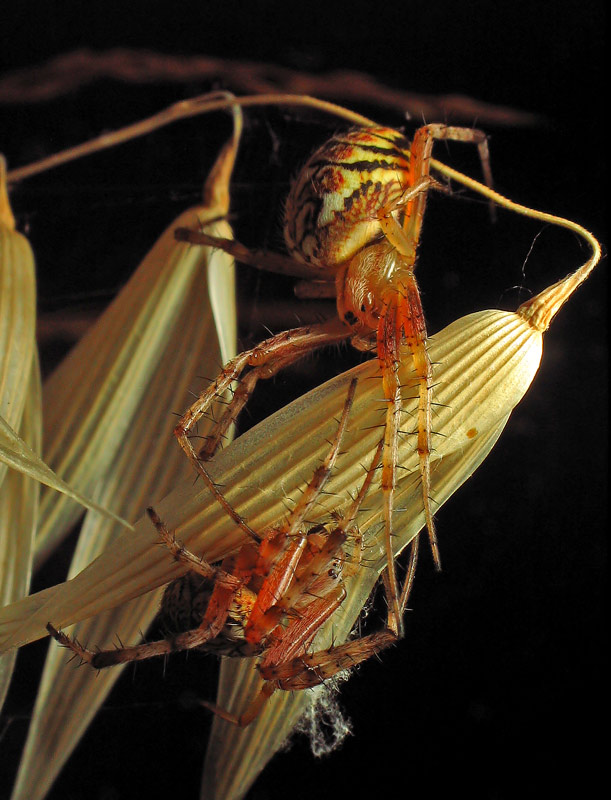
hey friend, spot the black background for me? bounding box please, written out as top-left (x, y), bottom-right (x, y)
top-left (0, 2), bottom-right (606, 799)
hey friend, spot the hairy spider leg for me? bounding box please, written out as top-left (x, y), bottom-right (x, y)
top-left (267, 527), bottom-right (420, 692)
top-left (173, 318), bottom-right (350, 500)
top-left (46, 514), bottom-right (248, 668)
top-left (45, 514), bottom-right (323, 670)
top-left (200, 437), bottom-right (391, 727)
top-left (370, 124), bottom-right (492, 635)
top-left (205, 377), bottom-right (358, 646)
top-left (203, 510), bottom-right (419, 727)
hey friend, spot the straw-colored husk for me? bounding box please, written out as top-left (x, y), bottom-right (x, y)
top-left (3, 109), bottom-right (240, 800)
top-left (0, 156), bottom-right (40, 708)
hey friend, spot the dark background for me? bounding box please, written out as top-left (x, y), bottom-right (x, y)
top-left (1, 2), bottom-right (606, 799)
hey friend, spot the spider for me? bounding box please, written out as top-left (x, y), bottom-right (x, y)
top-left (47, 379), bottom-right (417, 727)
top-left (173, 121), bottom-right (493, 635)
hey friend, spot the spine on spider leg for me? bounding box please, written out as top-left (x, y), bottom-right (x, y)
top-left (395, 276), bottom-right (440, 571)
top-left (261, 630), bottom-right (398, 691)
top-left (195, 368), bottom-right (258, 462)
top-left (46, 623), bottom-right (178, 669)
top-left (180, 320), bottom-right (350, 465)
top-left (174, 349), bottom-right (251, 461)
top-left (377, 307), bottom-right (404, 637)
top-left (146, 508), bottom-right (244, 589)
top-left (244, 535), bottom-right (308, 643)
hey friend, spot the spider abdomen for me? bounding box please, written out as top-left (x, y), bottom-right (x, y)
top-left (161, 572), bottom-right (260, 657)
top-left (284, 126), bottom-right (412, 268)
top-left (161, 572), bottom-right (214, 633)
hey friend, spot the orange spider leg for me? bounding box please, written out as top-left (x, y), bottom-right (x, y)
top-left (281, 534), bottom-right (421, 693)
top-left (201, 586), bottom-right (346, 727)
top-left (372, 123), bottom-right (492, 583)
top-left (46, 509), bottom-right (249, 668)
top-left (210, 532), bottom-right (421, 726)
top-left (242, 377), bottom-right (358, 640)
top-left (279, 529), bottom-right (347, 611)
top-left (407, 124), bottom-right (494, 242)
top-left (45, 567), bottom-right (240, 669)
top-left (279, 437), bottom-right (384, 613)
top-left (173, 319), bottom-right (350, 534)
top-left (378, 217), bottom-right (438, 572)
top-left (175, 227), bottom-right (320, 280)
top-left (374, 296), bottom-right (405, 635)
top-left (344, 438), bottom-right (385, 527)
top-left (45, 622), bottom-right (235, 669)
top-left (263, 629), bottom-right (396, 691)
top-left (264, 587), bottom-right (347, 666)
top-left (146, 506), bottom-right (242, 589)
top-left (176, 319), bottom-right (349, 463)
top-left (286, 437), bottom-right (385, 598)
top-left (278, 377), bottom-right (357, 537)
top-left (243, 533), bottom-right (308, 642)
top-left (268, 530), bottom-right (420, 692)
top-left (200, 679), bottom-right (276, 728)
top-left (176, 227), bottom-right (337, 298)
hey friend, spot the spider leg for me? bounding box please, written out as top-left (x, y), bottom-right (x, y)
top-left (199, 680), bottom-right (276, 728)
top-left (244, 532), bottom-right (309, 643)
top-left (381, 533), bottom-right (419, 622)
top-left (204, 628), bottom-right (392, 726)
top-left (45, 574), bottom-right (239, 669)
top-left (174, 228), bottom-right (323, 281)
top-left (375, 216), bottom-right (439, 585)
top-left (374, 126), bottom-right (491, 574)
top-left (244, 378), bottom-right (358, 635)
top-left (46, 509), bottom-right (252, 669)
top-left (202, 585), bottom-right (347, 727)
top-left (263, 586), bottom-right (347, 666)
top-left (145, 507), bottom-right (241, 590)
top-left (336, 437), bottom-right (384, 578)
top-left (278, 528), bottom-right (347, 612)
top-left (293, 279), bottom-right (336, 299)
top-left (374, 298), bottom-right (409, 636)
top-left (262, 629), bottom-right (397, 691)
top-left (408, 123), bottom-right (494, 244)
top-left (46, 612), bottom-right (233, 668)
top-left (174, 317), bottom-right (350, 540)
top-left (278, 377), bottom-right (358, 537)
top-left (264, 534), bottom-right (420, 693)
top-left (46, 588), bottom-right (233, 666)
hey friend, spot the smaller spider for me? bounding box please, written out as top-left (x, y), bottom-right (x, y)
top-left (47, 379), bottom-right (418, 727)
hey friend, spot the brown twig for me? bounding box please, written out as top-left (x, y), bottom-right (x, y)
top-left (0, 48), bottom-right (540, 127)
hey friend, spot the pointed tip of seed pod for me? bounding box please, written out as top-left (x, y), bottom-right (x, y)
top-left (517, 221), bottom-right (602, 333)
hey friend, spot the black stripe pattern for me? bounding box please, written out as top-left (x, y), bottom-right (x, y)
top-left (284, 127), bottom-right (412, 269)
